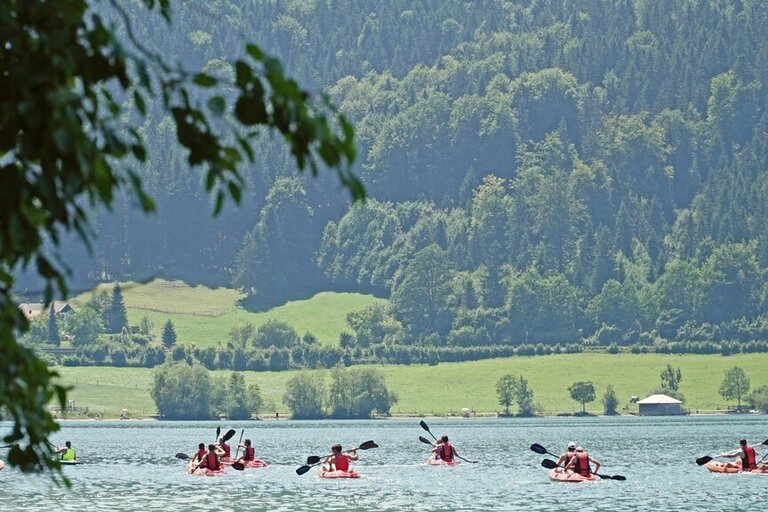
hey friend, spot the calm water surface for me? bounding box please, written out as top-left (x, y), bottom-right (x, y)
top-left (1, 416), bottom-right (765, 511)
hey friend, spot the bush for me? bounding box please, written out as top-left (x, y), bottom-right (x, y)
top-left (151, 362), bottom-right (213, 420)
top-left (283, 374), bottom-right (326, 419)
top-left (328, 367), bottom-right (397, 419)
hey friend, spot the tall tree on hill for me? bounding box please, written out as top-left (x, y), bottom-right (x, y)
top-left (47, 306), bottom-right (60, 347)
top-left (162, 320), bottom-right (177, 349)
top-left (105, 284), bottom-right (128, 334)
top-left (390, 245), bottom-right (455, 342)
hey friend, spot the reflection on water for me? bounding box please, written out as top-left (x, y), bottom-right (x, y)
top-left (0, 416), bottom-right (765, 511)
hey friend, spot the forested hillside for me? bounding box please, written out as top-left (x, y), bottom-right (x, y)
top-left (25, 1), bottom-right (768, 351)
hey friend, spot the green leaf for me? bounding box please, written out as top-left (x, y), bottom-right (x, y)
top-left (234, 95), bottom-right (267, 126)
top-left (134, 91), bottom-right (146, 116)
top-left (207, 96), bottom-right (226, 116)
top-left (131, 144), bottom-right (147, 162)
top-left (228, 181), bottom-right (242, 203)
top-left (193, 73), bottom-right (217, 87)
top-left (235, 61), bottom-right (252, 89)
top-left (245, 43), bottom-right (264, 61)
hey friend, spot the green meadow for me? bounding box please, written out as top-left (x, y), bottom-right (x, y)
top-left (70, 280), bottom-right (384, 346)
top-left (56, 353), bottom-right (768, 418)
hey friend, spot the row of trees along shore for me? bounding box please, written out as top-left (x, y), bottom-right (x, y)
top-left (151, 362), bottom-right (397, 420)
top-left (22, 283), bottom-right (768, 371)
top-left (148, 362), bottom-right (764, 420)
top-left (497, 364), bottom-right (765, 416)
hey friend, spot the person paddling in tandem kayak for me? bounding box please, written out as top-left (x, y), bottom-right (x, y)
top-left (719, 439), bottom-right (763, 472)
top-left (433, 435), bottom-right (457, 464)
top-left (215, 435), bottom-right (232, 463)
top-left (233, 439), bottom-right (267, 468)
top-left (556, 442), bottom-right (577, 468)
top-left (54, 441), bottom-right (76, 462)
top-left (565, 447), bottom-right (601, 477)
top-left (322, 444), bottom-right (358, 473)
top-left (192, 443), bottom-right (206, 464)
top-left (196, 444), bottom-right (223, 472)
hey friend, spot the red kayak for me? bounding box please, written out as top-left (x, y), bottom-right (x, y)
top-left (428, 455), bottom-right (457, 466)
top-left (548, 468), bottom-right (596, 483)
top-left (318, 469), bottom-right (360, 479)
top-left (242, 459), bottom-right (268, 469)
top-left (222, 459), bottom-right (268, 469)
top-left (705, 461), bottom-right (768, 474)
top-left (188, 461), bottom-right (226, 476)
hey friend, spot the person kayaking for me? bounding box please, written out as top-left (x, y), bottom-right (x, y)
top-left (322, 443), bottom-right (358, 472)
top-left (192, 442), bottom-right (206, 463)
top-left (719, 439), bottom-right (760, 471)
top-left (54, 441), bottom-right (76, 461)
top-left (565, 446), bottom-right (600, 477)
top-left (197, 444), bottom-right (222, 471)
top-left (216, 436), bottom-right (232, 462)
top-left (235, 439), bottom-right (257, 464)
top-left (556, 442), bottom-right (577, 468)
top-left (433, 435), bottom-right (456, 463)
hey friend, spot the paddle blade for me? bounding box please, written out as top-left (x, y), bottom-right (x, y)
top-left (420, 420), bottom-right (431, 432)
top-left (358, 440), bottom-right (378, 450)
top-left (530, 443), bottom-right (548, 455)
top-left (419, 436), bottom-right (433, 445)
top-left (216, 427), bottom-right (221, 438)
top-left (541, 458), bottom-right (558, 469)
top-left (231, 462), bottom-right (245, 471)
top-left (594, 472), bottom-right (611, 480)
top-left (695, 456), bottom-right (713, 466)
top-left (306, 455), bottom-right (321, 465)
top-left (175, 453), bottom-right (190, 460)
top-left (611, 474), bottom-right (627, 481)
top-left (223, 429), bottom-right (237, 442)
top-left (762, 439), bottom-right (768, 445)
top-left (296, 465), bottom-right (312, 476)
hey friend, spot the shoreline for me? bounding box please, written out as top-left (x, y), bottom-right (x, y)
top-left (50, 410), bottom-right (758, 422)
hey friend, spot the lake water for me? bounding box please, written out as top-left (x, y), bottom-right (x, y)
top-left (0, 416), bottom-right (765, 511)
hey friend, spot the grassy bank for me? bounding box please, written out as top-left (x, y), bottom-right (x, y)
top-left (71, 280), bottom-right (384, 347)
top-left (55, 353), bottom-right (768, 418)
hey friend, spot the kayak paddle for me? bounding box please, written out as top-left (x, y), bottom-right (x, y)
top-left (530, 443), bottom-right (559, 459)
top-left (696, 438), bottom-right (768, 466)
top-left (215, 426), bottom-right (221, 442)
top-left (175, 453), bottom-right (190, 460)
top-left (541, 458), bottom-right (626, 481)
top-left (222, 429), bottom-right (237, 442)
top-left (296, 440), bottom-right (378, 475)
top-left (420, 420), bottom-right (437, 441)
top-left (233, 429), bottom-right (245, 460)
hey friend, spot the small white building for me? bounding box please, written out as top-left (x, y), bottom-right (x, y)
top-left (637, 394), bottom-right (684, 416)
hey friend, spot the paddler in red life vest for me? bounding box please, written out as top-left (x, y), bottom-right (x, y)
top-left (719, 439), bottom-right (760, 471)
top-left (322, 443), bottom-right (358, 472)
top-left (192, 443), bottom-right (206, 464)
top-left (565, 446), bottom-right (601, 477)
top-left (197, 443), bottom-right (222, 471)
top-left (556, 442), bottom-right (577, 468)
top-left (234, 439), bottom-right (257, 464)
top-left (215, 436), bottom-right (232, 462)
top-left (434, 435), bottom-right (456, 463)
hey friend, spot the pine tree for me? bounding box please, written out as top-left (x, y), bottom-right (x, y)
top-left (162, 320), bottom-right (177, 349)
top-left (47, 306), bottom-right (60, 347)
top-left (106, 283), bottom-right (128, 334)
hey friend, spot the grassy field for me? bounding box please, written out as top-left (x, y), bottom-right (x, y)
top-left (55, 353), bottom-right (768, 418)
top-left (70, 280), bottom-right (384, 347)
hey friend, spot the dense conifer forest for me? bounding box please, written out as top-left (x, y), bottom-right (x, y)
top-left (24, 0), bottom-right (768, 356)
